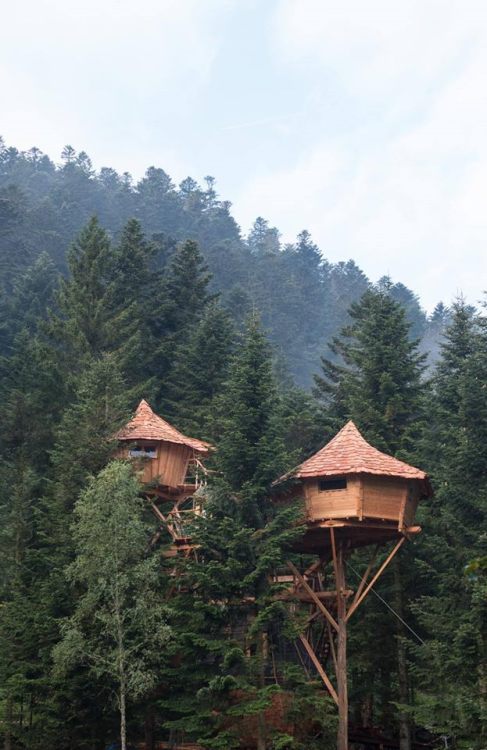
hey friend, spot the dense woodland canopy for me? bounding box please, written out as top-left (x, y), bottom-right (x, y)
top-left (0, 138), bottom-right (485, 750)
top-left (0, 137), bottom-right (450, 386)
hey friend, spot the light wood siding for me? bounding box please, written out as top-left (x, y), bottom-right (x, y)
top-left (116, 440), bottom-right (192, 488)
top-left (304, 476), bottom-right (361, 521)
top-left (362, 476), bottom-right (408, 521)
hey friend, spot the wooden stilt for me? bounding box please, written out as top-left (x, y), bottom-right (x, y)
top-left (335, 540), bottom-right (348, 750)
top-left (299, 634), bottom-right (338, 705)
top-left (287, 561), bottom-right (339, 631)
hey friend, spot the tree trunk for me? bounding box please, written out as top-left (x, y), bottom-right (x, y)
top-left (4, 695), bottom-right (12, 750)
top-left (144, 707), bottom-right (155, 750)
top-left (393, 558), bottom-right (412, 750)
top-left (120, 683), bottom-right (127, 750)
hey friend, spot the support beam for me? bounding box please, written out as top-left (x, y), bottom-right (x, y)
top-left (299, 634), bottom-right (338, 705)
top-left (346, 537), bottom-right (405, 621)
top-left (350, 544), bottom-right (379, 609)
top-left (335, 542), bottom-right (348, 750)
top-left (287, 561), bottom-right (339, 631)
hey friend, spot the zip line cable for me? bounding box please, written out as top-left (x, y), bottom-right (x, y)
top-left (346, 561), bottom-right (426, 646)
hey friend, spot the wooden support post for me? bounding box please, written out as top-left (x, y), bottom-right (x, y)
top-left (346, 537), bottom-right (405, 621)
top-left (335, 540), bottom-right (348, 750)
top-left (299, 634), bottom-right (338, 705)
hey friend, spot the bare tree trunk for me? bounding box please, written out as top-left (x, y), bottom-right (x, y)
top-left (4, 696), bottom-right (12, 750)
top-left (393, 558), bottom-right (412, 750)
top-left (120, 682), bottom-right (127, 750)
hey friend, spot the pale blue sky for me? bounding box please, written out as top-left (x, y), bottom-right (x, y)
top-left (2, 0), bottom-right (487, 310)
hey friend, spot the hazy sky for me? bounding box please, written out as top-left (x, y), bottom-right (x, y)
top-left (2, 0), bottom-right (486, 311)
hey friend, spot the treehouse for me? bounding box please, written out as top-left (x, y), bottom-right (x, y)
top-left (272, 422), bottom-right (433, 750)
top-left (272, 420), bottom-right (432, 553)
top-left (115, 399), bottom-right (212, 499)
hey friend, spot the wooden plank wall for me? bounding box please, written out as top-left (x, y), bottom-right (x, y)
top-left (362, 476), bottom-right (408, 521)
top-left (116, 442), bottom-right (192, 488)
top-left (305, 476), bottom-right (361, 521)
top-left (303, 475), bottom-right (414, 525)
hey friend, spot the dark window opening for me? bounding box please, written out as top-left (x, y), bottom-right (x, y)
top-left (129, 445), bottom-right (157, 459)
top-left (318, 477), bottom-right (347, 491)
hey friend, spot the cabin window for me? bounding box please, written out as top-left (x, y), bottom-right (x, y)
top-left (318, 477), bottom-right (347, 491)
top-left (129, 445), bottom-right (157, 459)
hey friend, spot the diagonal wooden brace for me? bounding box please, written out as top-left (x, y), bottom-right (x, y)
top-left (299, 634), bottom-right (338, 705)
top-left (346, 537), bottom-right (405, 621)
top-left (287, 561), bottom-right (339, 631)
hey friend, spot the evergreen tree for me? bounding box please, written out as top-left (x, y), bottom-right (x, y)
top-left (50, 354), bottom-right (131, 510)
top-left (215, 315), bottom-right (288, 526)
top-left (315, 286), bottom-right (427, 455)
top-left (163, 301), bottom-right (235, 436)
top-left (154, 239), bottom-right (216, 414)
top-left (314, 286), bottom-right (428, 748)
top-left (411, 300), bottom-right (487, 747)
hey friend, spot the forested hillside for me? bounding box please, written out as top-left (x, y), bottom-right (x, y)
top-left (0, 137), bottom-right (485, 750)
top-left (0, 138), bottom-right (449, 386)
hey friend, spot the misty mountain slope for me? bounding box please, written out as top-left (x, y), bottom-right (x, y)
top-left (0, 138), bottom-right (448, 385)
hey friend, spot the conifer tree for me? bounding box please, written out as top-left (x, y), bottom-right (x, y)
top-left (50, 354), bottom-right (131, 511)
top-left (155, 239), bottom-right (216, 414)
top-left (163, 300), bottom-right (235, 436)
top-left (49, 217), bottom-right (143, 384)
top-left (215, 315), bottom-right (288, 526)
top-left (314, 286), bottom-right (427, 748)
top-left (411, 300), bottom-right (487, 747)
top-left (315, 285), bottom-right (426, 455)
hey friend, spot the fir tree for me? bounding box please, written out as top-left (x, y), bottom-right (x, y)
top-left (215, 315), bottom-right (288, 527)
top-left (314, 286), bottom-right (428, 748)
top-left (315, 286), bottom-right (427, 455)
top-left (163, 300), bottom-right (235, 436)
top-left (411, 300), bottom-right (487, 747)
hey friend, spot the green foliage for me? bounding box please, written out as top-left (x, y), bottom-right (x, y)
top-left (315, 285), bottom-right (427, 455)
top-left (410, 299), bottom-right (487, 747)
top-left (215, 315), bottom-right (289, 526)
top-left (0, 143), bottom-right (483, 749)
top-left (53, 461), bottom-right (170, 748)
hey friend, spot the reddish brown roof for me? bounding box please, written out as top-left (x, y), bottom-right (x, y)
top-left (115, 399), bottom-right (211, 453)
top-left (277, 421), bottom-right (429, 483)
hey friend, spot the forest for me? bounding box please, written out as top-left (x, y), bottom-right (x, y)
top-left (0, 139), bottom-right (485, 750)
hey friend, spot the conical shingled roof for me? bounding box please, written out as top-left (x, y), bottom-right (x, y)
top-left (279, 421), bottom-right (429, 483)
top-left (115, 399), bottom-right (211, 453)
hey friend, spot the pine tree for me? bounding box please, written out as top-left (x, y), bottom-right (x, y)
top-left (411, 300), bottom-right (487, 747)
top-left (314, 286), bottom-right (428, 748)
top-left (215, 315), bottom-right (289, 527)
top-left (163, 301), bottom-right (235, 436)
top-left (50, 354), bottom-right (131, 510)
top-left (154, 239), bottom-right (216, 414)
top-left (315, 286), bottom-right (426, 455)
top-left (49, 217), bottom-right (142, 384)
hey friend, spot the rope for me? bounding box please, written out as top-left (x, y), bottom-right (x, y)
top-left (346, 561), bottom-right (426, 646)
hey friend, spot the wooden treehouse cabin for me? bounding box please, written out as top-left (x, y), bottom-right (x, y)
top-left (273, 420), bottom-right (431, 553)
top-left (115, 399), bottom-right (213, 552)
top-left (272, 421), bottom-right (433, 750)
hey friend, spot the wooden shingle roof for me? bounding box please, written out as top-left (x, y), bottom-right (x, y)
top-left (115, 399), bottom-right (211, 453)
top-left (277, 421), bottom-right (430, 485)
